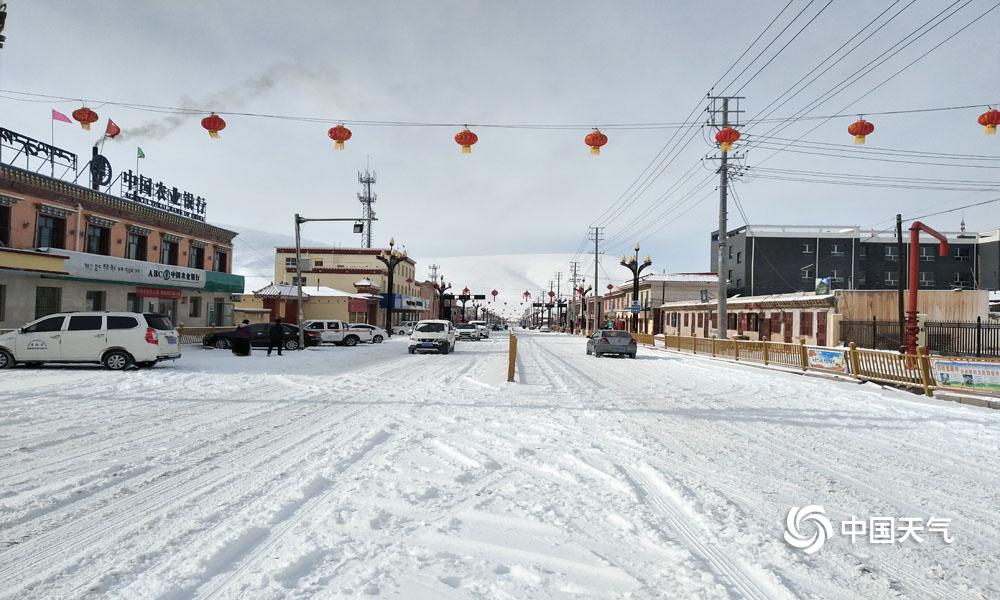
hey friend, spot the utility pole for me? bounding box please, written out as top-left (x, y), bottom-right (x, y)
top-left (569, 261), bottom-right (580, 333)
top-left (896, 214), bottom-right (905, 353)
top-left (707, 95), bottom-right (744, 339)
top-left (589, 226), bottom-right (604, 331)
top-left (358, 165), bottom-right (377, 248)
top-left (555, 271), bottom-right (562, 327)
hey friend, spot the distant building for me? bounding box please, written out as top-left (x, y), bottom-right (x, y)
top-left (711, 224), bottom-right (989, 297)
top-left (589, 272), bottom-right (718, 334)
top-left (272, 247), bottom-right (429, 328)
top-left (0, 127), bottom-right (243, 329)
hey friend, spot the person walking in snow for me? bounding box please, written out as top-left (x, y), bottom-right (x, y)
top-left (266, 317), bottom-right (284, 356)
top-left (232, 319), bottom-right (252, 356)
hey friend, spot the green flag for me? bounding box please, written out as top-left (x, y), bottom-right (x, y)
top-left (137, 147), bottom-right (145, 159)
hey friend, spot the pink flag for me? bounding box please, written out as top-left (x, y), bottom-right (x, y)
top-left (51, 109), bottom-right (72, 124)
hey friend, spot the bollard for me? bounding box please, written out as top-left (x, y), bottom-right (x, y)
top-left (507, 334), bottom-right (518, 382)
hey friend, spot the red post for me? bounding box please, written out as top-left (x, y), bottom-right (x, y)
top-left (906, 221), bottom-right (948, 356)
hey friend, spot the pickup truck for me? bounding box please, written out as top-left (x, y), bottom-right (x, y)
top-left (301, 320), bottom-right (373, 346)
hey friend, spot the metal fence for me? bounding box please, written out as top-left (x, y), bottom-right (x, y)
top-left (840, 317), bottom-right (1000, 358)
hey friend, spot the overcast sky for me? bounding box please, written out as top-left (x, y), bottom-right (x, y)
top-left (0, 1), bottom-right (997, 277)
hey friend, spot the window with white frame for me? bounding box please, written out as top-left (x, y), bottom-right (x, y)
top-left (953, 247), bottom-right (971, 262)
top-left (919, 246), bottom-right (936, 262)
top-left (953, 272), bottom-right (971, 287)
top-left (830, 270), bottom-right (844, 283)
top-left (802, 243), bottom-right (813, 254)
top-left (885, 271), bottom-right (898, 285)
top-left (885, 246), bottom-right (898, 261)
top-left (830, 243), bottom-right (844, 257)
top-left (801, 266), bottom-right (814, 279)
top-left (918, 271), bottom-right (934, 287)
top-left (285, 257), bottom-right (297, 267)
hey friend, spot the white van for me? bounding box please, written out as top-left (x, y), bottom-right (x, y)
top-left (469, 320), bottom-right (489, 338)
top-left (0, 312), bottom-right (180, 370)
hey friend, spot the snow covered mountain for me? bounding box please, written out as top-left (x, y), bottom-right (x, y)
top-left (226, 225), bottom-right (618, 314)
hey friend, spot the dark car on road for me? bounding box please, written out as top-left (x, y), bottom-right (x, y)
top-left (586, 330), bottom-right (637, 358)
top-left (202, 323), bottom-right (321, 351)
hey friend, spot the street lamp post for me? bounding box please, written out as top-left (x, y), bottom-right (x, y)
top-left (620, 243), bottom-right (653, 334)
top-left (375, 238), bottom-right (407, 337)
top-left (436, 276), bottom-right (452, 320)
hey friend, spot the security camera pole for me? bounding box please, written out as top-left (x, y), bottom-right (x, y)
top-left (294, 214), bottom-right (375, 350)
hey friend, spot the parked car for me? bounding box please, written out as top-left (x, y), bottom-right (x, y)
top-left (454, 323), bottom-right (481, 341)
top-left (202, 323), bottom-right (320, 350)
top-left (586, 330), bottom-right (637, 358)
top-left (408, 320), bottom-right (456, 354)
top-left (348, 323), bottom-right (387, 343)
top-left (301, 320), bottom-right (372, 346)
top-left (469, 320), bottom-right (489, 338)
top-left (393, 321), bottom-right (418, 335)
top-left (0, 312), bottom-right (180, 370)
top-left (539, 324), bottom-right (550, 332)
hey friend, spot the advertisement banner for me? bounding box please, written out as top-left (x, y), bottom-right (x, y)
top-left (59, 249), bottom-right (204, 289)
top-left (930, 359), bottom-right (1000, 393)
top-left (806, 346), bottom-right (848, 373)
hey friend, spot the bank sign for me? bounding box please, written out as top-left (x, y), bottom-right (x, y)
top-left (59, 249), bottom-right (205, 289)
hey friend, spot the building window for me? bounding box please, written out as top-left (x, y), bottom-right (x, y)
top-left (727, 269), bottom-right (733, 281)
top-left (127, 292), bottom-right (141, 313)
top-left (802, 243), bottom-right (813, 254)
top-left (36, 214), bottom-right (66, 249)
top-left (859, 246), bottom-right (867, 260)
top-left (189, 296), bottom-right (202, 318)
top-left (885, 271), bottom-right (898, 286)
top-left (213, 250), bottom-right (228, 272)
top-left (126, 232), bottom-right (147, 261)
top-left (954, 247), bottom-right (971, 262)
top-left (801, 266), bottom-right (814, 280)
top-left (161, 240), bottom-right (179, 265)
top-left (953, 272), bottom-right (971, 287)
top-left (727, 313), bottom-right (737, 330)
top-left (35, 286), bottom-right (62, 319)
top-left (830, 243), bottom-right (844, 257)
top-left (85, 290), bottom-right (106, 311)
top-left (314, 260), bottom-right (324, 267)
top-left (735, 278), bottom-right (742, 289)
top-left (919, 246), bottom-right (936, 262)
top-left (859, 271), bottom-right (867, 286)
top-left (0, 205), bottom-right (10, 246)
top-left (885, 246), bottom-right (898, 261)
top-left (728, 246), bottom-right (733, 259)
top-left (291, 276), bottom-right (307, 286)
top-left (830, 270), bottom-right (844, 283)
top-left (918, 272), bottom-right (934, 287)
top-left (736, 251), bottom-right (742, 264)
top-left (188, 246), bottom-right (205, 269)
top-left (800, 312), bottom-right (813, 336)
top-left (85, 224), bottom-right (110, 255)
top-left (284, 257), bottom-right (296, 267)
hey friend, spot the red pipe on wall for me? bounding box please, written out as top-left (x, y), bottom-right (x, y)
top-left (906, 221), bottom-right (948, 356)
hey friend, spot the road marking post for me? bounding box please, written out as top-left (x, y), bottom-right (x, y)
top-left (507, 334), bottom-right (518, 383)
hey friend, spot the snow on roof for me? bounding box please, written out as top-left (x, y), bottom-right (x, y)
top-left (253, 283), bottom-right (370, 299)
top-left (660, 291), bottom-right (835, 310)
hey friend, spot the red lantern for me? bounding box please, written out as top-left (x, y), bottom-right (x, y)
top-left (491, 289), bottom-right (498, 300)
top-left (462, 287), bottom-right (470, 296)
top-left (584, 129), bottom-right (608, 155)
top-left (577, 286), bottom-right (585, 295)
top-left (328, 124), bottom-right (352, 149)
top-left (847, 118), bottom-right (874, 144)
top-left (978, 108), bottom-right (1000, 135)
top-left (455, 128), bottom-right (478, 154)
top-left (606, 284), bottom-right (614, 291)
top-left (201, 113), bottom-right (227, 139)
top-left (714, 127), bottom-right (740, 152)
top-left (72, 106), bottom-right (99, 131)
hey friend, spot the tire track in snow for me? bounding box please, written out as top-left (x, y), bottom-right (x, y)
top-left (619, 463), bottom-right (775, 600)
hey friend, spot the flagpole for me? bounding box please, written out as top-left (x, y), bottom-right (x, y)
top-left (50, 117), bottom-right (55, 177)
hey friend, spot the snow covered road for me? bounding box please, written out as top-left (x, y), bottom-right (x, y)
top-left (1, 332), bottom-right (998, 599)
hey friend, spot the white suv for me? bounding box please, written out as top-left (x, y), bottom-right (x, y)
top-left (469, 320), bottom-right (489, 338)
top-left (394, 321), bottom-right (418, 335)
top-left (0, 312), bottom-right (180, 370)
top-left (408, 320), bottom-right (456, 354)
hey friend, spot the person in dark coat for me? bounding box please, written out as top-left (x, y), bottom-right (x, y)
top-left (232, 319), bottom-right (252, 356)
top-left (267, 317), bottom-right (284, 356)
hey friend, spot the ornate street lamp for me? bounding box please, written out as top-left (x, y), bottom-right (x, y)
top-left (375, 237), bottom-right (407, 336)
top-left (435, 276), bottom-right (452, 320)
top-left (620, 242), bottom-right (653, 333)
